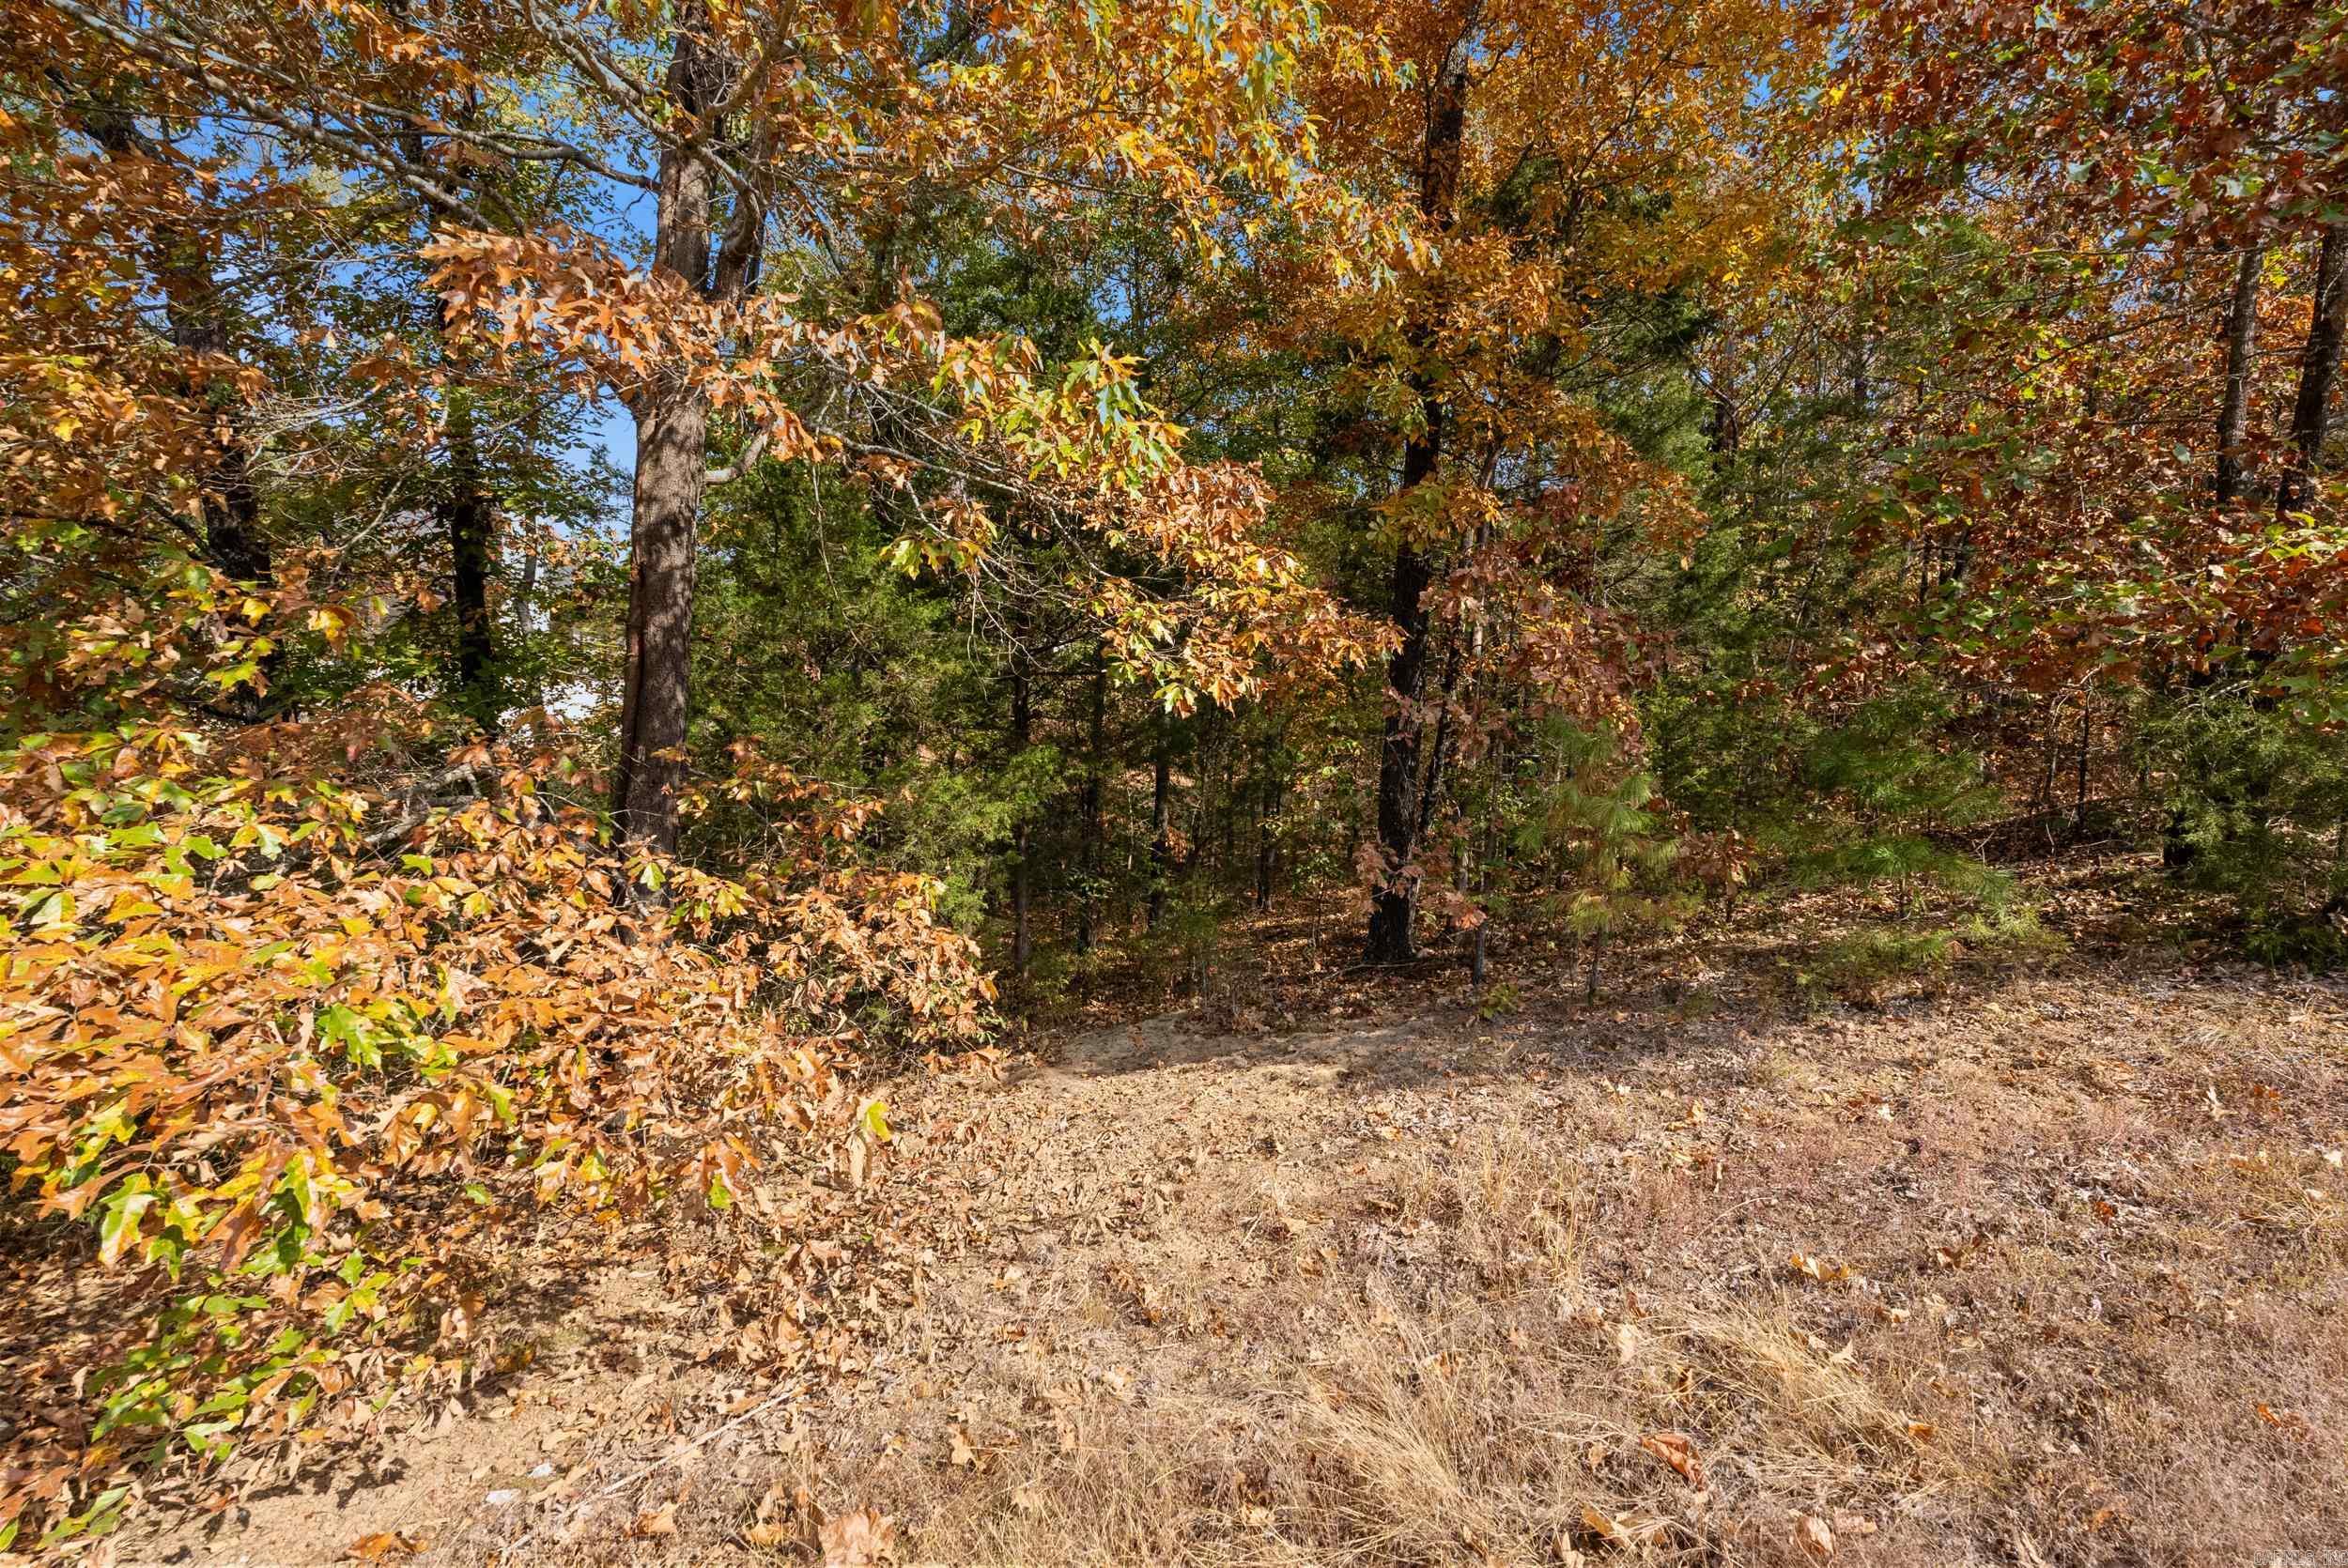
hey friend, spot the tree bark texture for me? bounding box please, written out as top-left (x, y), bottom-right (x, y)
top-left (2216, 244), bottom-right (2262, 504)
top-left (1367, 56), bottom-right (1467, 965)
top-left (2278, 223), bottom-right (2348, 517)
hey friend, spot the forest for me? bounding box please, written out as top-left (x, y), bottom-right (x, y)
top-left (3, 0), bottom-right (2347, 1561)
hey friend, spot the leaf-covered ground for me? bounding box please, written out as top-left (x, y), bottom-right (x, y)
top-left (109, 865), bottom-right (2348, 1567)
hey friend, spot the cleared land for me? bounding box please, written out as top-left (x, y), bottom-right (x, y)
top-left (119, 870), bottom-right (2348, 1568)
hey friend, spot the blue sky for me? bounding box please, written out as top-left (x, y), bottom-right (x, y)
top-left (590, 397), bottom-right (637, 479)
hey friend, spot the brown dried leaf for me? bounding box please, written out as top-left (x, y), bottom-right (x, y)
top-left (819, 1506), bottom-right (898, 1566)
top-left (746, 1480), bottom-right (796, 1548)
top-left (1580, 1502), bottom-right (1619, 1542)
top-left (1638, 1431), bottom-right (1707, 1488)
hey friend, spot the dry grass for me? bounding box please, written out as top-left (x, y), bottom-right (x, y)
top-left (805, 1122), bottom-right (1982, 1568)
top-left (786, 952), bottom-right (2348, 1568)
top-left (126, 884), bottom-right (2348, 1568)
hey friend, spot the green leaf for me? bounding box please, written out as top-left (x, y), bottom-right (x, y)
top-left (98, 1184), bottom-right (156, 1267)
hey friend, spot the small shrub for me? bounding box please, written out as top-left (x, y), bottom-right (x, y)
top-left (2154, 690), bottom-right (2348, 966)
top-left (1774, 687), bottom-right (2012, 917)
top-left (1473, 979), bottom-right (1522, 1020)
top-left (0, 716), bottom-right (989, 1548)
top-left (1508, 718), bottom-right (1697, 1000)
top-left (1797, 907), bottom-right (2062, 1003)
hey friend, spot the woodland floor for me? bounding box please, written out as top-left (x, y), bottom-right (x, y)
top-left (104, 848), bottom-right (2348, 1568)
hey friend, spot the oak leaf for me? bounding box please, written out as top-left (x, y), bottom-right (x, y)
top-left (1637, 1431), bottom-right (1706, 1488)
top-left (818, 1506), bottom-right (898, 1566)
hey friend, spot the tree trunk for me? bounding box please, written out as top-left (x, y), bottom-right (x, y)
top-left (1367, 538), bottom-right (1437, 961)
top-left (1183, 707), bottom-right (1215, 885)
top-left (390, 50), bottom-right (501, 730)
top-left (2217, 244), bottom-right (2263, 504)
top-left (517, 545), bottom-right (546, 716)
top-left (1414, 630), bottom-right (1463, 849)
top-left (613, 389), bottom-right (707, 853)
top-left (196, 412), bottom-right (270, 596)
top-left (444, 389), bottom-right (498, 730)
top-left (2071, 684), bottom-right (2092, 839)
top-left (1255, 771), bottom-right (1278, 912)
top-left (1367, 59), bottom-right (1467, 966)
top-left (1219, 744), bottom-right (1236, 874)
top-left (611, 6), bottom-right (753, 850)
top-left (1469, 808), bottom-right (1492, 991)
top-left (1707, 351), bottom-right (1741, 458)
top-left (2037, 693), bottom-right (2062, 815)
top-left (2278, 222), bottom-right (2348, 517)
top-left (2325, 808), bottom-right (2348, 918)
top-left (1147, 715), bottom-right (1173, 930)
top-left (1076, 641), bottom-right (1106, 956)
top-left (1010, 650), bottom-right (1033, 978)
top-left (76, 100), bottom-right (272, 613)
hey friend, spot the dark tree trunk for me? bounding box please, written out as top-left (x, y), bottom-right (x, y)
top-left (1368, 541), bottom-right (1437, 961)
top-left (444, 390), bottom-right (498, 730)
top-left (2162, 809), bottom-right (2197, 870)
top-left (1254, 772), bottom-right (1278, 912)
top-left (390, 48), bottom-right (501, 730)
top-left (2327, 812), bottom-right (2348, 918)
top-left (1414, 631), bottom-right (1463, 849)
top-left (76, 99), bottom-right (272, 607)
top-left (1183, 707), bottom-right (1215, 884)
top-left (1010, 649), bottom-right (1033, 978)
top-left (2217, 244), bottom-right (2263, 504)
top-left (198, 419), bottom-right (270, 593)
top-left (1948, 530), bottom-right (1975, 588)
top-left (2278, 223), bottom-right (2348, 517)
top-left (2072, 684), bottom-right (2092, 839)
top-left (1147, 715), bottom-right (1173, 931)
top-left (1076, 641), bottom-right (1106, 956)
top-left (1469, 812), bottom-right (1492, 991)
top-left (1220, 744), bottom-right (1236, 873)
top-left (1367, 59), bottom-right (1467, 966)
top-left (1707, 366), bottom-right (1741, 457)
top-left (2038, 694), bottom-right (2062, 815)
